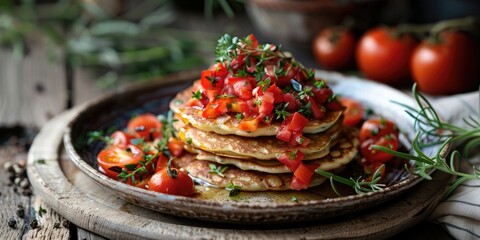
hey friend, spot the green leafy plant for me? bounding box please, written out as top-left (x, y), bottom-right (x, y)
top-left (316, 84), bottom-right (480, 198)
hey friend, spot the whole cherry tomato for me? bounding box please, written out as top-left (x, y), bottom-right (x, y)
top-left (359, 118), bottom-right (399, 142)
top-left (356, 27), bottom-right (417, 85)
top-left (360, 133), bottom-right (399, 163)
top-left (148, 160), bottom-right (195, 197)
top-left (127, 113), bottom-right (162, 141)
top-left (411, 30), bottom-right (480, 95)
top-left (339, 98), bottom-right (364, 127)
top-left (312, 28), bottom-right (356, 70)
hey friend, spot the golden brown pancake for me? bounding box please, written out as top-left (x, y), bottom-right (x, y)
top-left (174, 153), bottom-right (326, 191)
top-left (170, 84), bottom-right (343, 137)
top-left (193, 129), bottom-right (359, 174)
top-left (174, 119), bottom-right (342, 160)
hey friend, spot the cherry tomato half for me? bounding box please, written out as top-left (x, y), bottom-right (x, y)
top-left (339, 98), bottom-right (364, 127)
top-left (110, 131), bottom-right (136, 147)
top-left (97, 145), bottom-right (144, 179)
top-left (356, 27), bottom-right (417, 85)
top-left (127, 113), bottom-right (162, 141)
top-left (360, 133), bottom-right (399, 163)
top-left (359, 118), bottom-right (399, 143)
top-left (411, 30), bottom-right (480, 95)
top-left (148, 168), bottom-right (195, 197)
top-left (312, 27), bottom-right (356, 71)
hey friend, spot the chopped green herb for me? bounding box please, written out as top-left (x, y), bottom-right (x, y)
top-left (192, 90), bottom-right (202, 100)
top-left (274, 103), bottom-right (290, 121)
top-left (227, 182), bottom-right (242, 197)
top-left (291, 196), bottom-right (298, 202)
top-left (35, 159), bottom-right (46, 164)
top-left (38, 206), bottom-right (47, 217)
top-left (209, 164), bottom-right (228, 177)
top-left (235, 113), bottom-right (244, 120)
top-left (186, 138), bottom-right (193, 144)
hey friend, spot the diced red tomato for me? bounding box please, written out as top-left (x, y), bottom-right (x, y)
top-left (127, 113), bottom-right (162, 141)
top-left (308, 97), bottom-right (325, 120)
top-left (238, 116), bottom-right (260, 132)
top-left (264, 64), bottom-right (278, 83)
top-left (208, 62), bottom-right (229, 77)
top-left (340, 98), bottom-right (364, 127)
top-left (266, 84), bottom-right (283, 103)
top-left (288, 112), bottom-right (309, 132)
top-left (277, 150), bottom-right (305, 172)
top-left (245, 34), bottom-right (259, 48)
top-left (312, 87), bottom-right (332, 104)
top-left (201, 70), bottom-right (225, 91)
top-left (276, 115), bottom-right (293, 142)
top-left (230, 99), bottom-right (251, 115)
top-left (326, 100), bottom-right (343, 111)
top-left (230, 54), bottom-right (246, 71)
top-left (289, 132), bottom-right (310, 147)
top-left (202, 98), bottom-right (234, 118)
top-left (258, 92), bottom-right (275, 115)
top-left (282, 93), bottom-right (298, 111)
top-left (290, 177), bottom-right (308, 190)
top-left (226, 77), bottom-right (253, 100)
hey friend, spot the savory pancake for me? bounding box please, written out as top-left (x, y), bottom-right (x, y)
top-left (193, 129), bottom-right (359, 174)
top-left (174, 119), bottom-right (343, 160)
top-left (170, 84), bottom-right (343, 137)
top-left (174, 153), bottom-right (326, 191)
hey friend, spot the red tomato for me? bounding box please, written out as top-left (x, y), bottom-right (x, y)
top-left (312, 28), bottom-right (356, 70)
top-left (168, 138), bottom-right (185, 157)
top-left (276, 117), bottom-right (293, 142)
top-left (226, 77), bottom-right (253, 100)
top-left (154, 154), bottom-right (169, 172)
top-left (201, 70), bottom-right (225, 91)
top-left (360, 133), bottom-right (399, 163)
top-left (110, 131), bottom-right (136, 147)
top-left (127, 113), bottom-right (162, 141)
top-left (148, 168), bottom-right (195, 197)
top-left (277, 150), bottom-right (305, 172)
top-left (97, 145), bottom-right (144, 179)
top-left (339, 98), bottom-right (364, 127)
top-left (308, 97), bottom-right (325, 120)
top-left (411, 31), bottom-right (480, 95)
top-left (312, 87), bottom-right (332, 104)
top-left (237, 116), bottom-right (259, 132)
top-left (359, 118), bottom-right (399, 143)
top-left (293, 163), bottom-right (318, 185)
top-left (288, 132), bottom-right (310, 147)
top-left (288, 112), bottom-right (309, 132)
top-left (356, 27), bottom-right (417, 85)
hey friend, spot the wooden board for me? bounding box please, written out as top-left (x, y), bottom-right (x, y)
top-left (27, 107), bottom-right (453, 240)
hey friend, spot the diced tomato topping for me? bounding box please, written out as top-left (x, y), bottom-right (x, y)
top-left (202, 98), bottom-right (233, 118)
top-left (230, 99), bottom-right (251, 115)
top-left (259, 92), bottom-right (275, 115)
top-left (277, 150), bottom-right (304, 172)
top-left (340, 97), bottom-right (364, 127)
top-left (230, 54), bottom-right (246, 71)
top-left (308, 97), bottom-right (325, 120)
top-left (266, 84), bottom-right (283, 104)
top-left (238, 116), bottom-right (260, 132)
top-left (276, 115), bottom-right (293, 142)
top-left (289, 132), bottom-right (310, 147)
top-left (326, 100), bottom-right (343, 111)
top-left (245, 34), bottom-right (259, 48)
top-left (226, 77), bottom-right (253, 100)
top-left (288, 112), bottom-right (309, 132)
top-left (201, 70), bottom-right (224, 91)
top-left (282, 93), bottom-right (298, 111)
top-left (208, 62), bottom-right (229, 77)
top-left (264, 64), bottom-right (278, 83)
top-left (290, 177), bottom-right (308, 190)
top-left (313, 87), bottom-right (333, 104)
top-left (291, 163), bottom-right (318, 190)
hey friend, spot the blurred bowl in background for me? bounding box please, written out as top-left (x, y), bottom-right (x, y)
top-left (246, 0), bottom-right (383, 43)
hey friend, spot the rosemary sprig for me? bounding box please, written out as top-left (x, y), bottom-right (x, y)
top-left (316, 84), bottom-right (480, 198)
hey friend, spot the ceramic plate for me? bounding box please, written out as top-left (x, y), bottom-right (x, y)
top-left (64, 71), bottom-right (445, 223)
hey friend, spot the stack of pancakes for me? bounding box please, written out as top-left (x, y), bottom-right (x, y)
top-left (169, 84), bottom-right (359, 191)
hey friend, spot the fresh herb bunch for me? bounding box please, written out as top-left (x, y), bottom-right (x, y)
top-left (316, 84), bottom-right (480, 198)
top-left (0, 0), bottom-right (217, 88)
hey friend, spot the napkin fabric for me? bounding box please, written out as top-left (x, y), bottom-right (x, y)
top-left (428, 92), bottom-right (480, 240)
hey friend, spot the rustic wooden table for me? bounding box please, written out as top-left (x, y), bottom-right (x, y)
top-left (0, 9), bottom-right (455, 240)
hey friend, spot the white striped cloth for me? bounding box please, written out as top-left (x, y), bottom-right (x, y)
top-left (428, 91), bottom-right (480, 240)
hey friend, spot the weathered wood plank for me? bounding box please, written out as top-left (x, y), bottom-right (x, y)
top-left (22, 196), bottom-right (70, 240)
top-left (77, 227), bottom-right (108, 240)
top-left (0, 42), bottom-right (66, 128)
